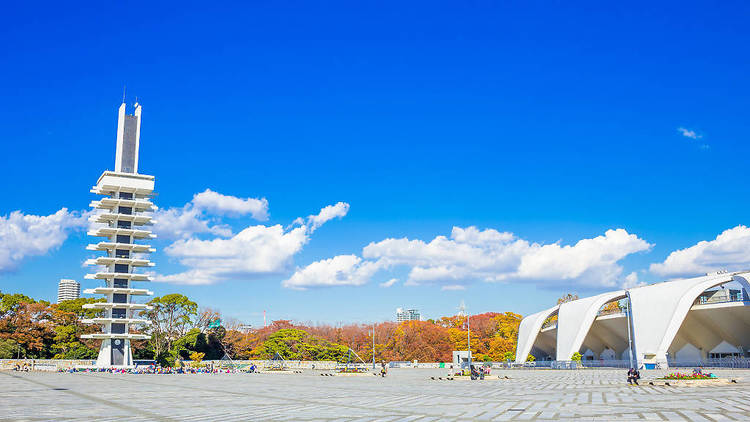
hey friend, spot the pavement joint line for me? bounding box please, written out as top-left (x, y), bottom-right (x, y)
top-left (0, 372), bottom-right (177, 422)
top-left (75, 372), bottom-right (434, 419)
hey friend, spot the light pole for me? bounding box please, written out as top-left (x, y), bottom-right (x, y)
top-left (372, 323), bottom-right (376, 369)
top-left (467, 308), bottom-right (472, 369)
top-left (625, 291), bottom-right (635, 369)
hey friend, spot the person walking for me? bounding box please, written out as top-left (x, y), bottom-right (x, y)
top-left (380, 361), bottom-right (387, 377)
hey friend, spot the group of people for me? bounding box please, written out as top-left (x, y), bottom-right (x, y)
top-left (57, 365), bottom-right (243, 374)
top-left (12, 363), bottom-right (31, 372)
top-left (470, 364), bottom-right (489, 380)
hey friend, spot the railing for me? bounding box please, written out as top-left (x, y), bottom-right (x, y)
top-left (667, 357), bottom-right (750, 369)
top-left (596, 308), bottom-right (626, 317)
top-left (540, 321), bottom-right (557, 330)
top-left (579, 359), bottom-right (632, 368)
top-left (694, 294), bottom-right (746, 306)
top-left (542, 358), bottom-right (750, 370)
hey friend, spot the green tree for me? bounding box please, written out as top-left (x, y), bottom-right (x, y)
top-left (261, 329), bottom-right (349, 361)
top-left (0, 292), bottom-right (36, 316)
top-left (50, 324), bottom-right (97, 359)
top-left (48, 298), bottom-right (102, 359)
top-left (55, 297), bottom-right (104, 319)
top-left (144, 294), bottom-right (198, 359)
top-left (0, 338), bottom-right (19, 359)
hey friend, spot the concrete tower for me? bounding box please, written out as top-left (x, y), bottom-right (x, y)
top-left (81, 101), bottom-right (156, 367)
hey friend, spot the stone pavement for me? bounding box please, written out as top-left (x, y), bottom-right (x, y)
top-left (2, 368), bottom-right (750, 421)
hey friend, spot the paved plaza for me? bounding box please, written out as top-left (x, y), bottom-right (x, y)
top-left (3, 368), bottom-right (750, 421)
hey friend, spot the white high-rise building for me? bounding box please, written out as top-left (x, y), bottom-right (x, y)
top-left (81, 101), bottom-right (156, 368)
top-left (57, 279), bottom-right (80, 303)
top-left (396, 307), bottom-right (421, 322)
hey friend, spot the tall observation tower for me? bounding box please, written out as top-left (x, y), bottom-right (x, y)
top-left (81, 101), bottom-right (156, 367)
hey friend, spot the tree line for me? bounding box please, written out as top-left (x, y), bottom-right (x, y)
top-left (0, 291), bottom-right (523, 365)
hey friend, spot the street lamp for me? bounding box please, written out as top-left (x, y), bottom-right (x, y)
top-left (625, 291), bottom-right (635, 369)
top-left (467, 307), bottom-right (471, 370)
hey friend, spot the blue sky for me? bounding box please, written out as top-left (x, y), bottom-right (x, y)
top-left (2, 1), bottom-right (750, 326)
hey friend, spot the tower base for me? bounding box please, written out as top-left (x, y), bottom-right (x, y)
top-left (95, 339), bottom-right (135, 368)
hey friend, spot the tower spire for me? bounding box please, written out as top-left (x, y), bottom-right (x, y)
top-left (114, 99), bottom-right (142, 173)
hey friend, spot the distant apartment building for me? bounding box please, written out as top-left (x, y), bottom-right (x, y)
top-left (57, 279), bottom-right (80, 303)
top-left (396, 308), bottom-right (420, 322)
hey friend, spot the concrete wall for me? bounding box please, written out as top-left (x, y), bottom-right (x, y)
top-left (0, 359), bottom-right (96, 371)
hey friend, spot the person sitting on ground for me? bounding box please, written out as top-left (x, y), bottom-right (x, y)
top-left (627, 367), bottom-right (640, 385)
top-left (693, 367), bottom-right (703, 376)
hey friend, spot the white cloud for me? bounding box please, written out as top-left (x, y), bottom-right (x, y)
top-left (191, 189), bottom-right (269, 220)
top-left (156, 202), bottom-right (349, 285)
top-left (380, 278), bottom-right (398, 288)
top-left (153, 189), bottom-right (268, 240)
top-left (650, 225), bottom-right (750, 277)
top-left (678, 127), bottom-right (701, 140)
top-left (622, 271), bottom-right (645, 289)
top-left (362, 226), bottom-right (652, 288)
top-left (441, 284), bottom-right (466, 291)
top-left (0, 208), bottom-right (88, 272)
top-left (514, 229), bottom-right (652, 284)
top-left (294, 202), bottom-right (350, 233)
top-left (282, 255), bottom-right (383, 290)
top-left (155, 225), bottom-right (309, 285)
top-left (154, 206), bottom-right (232, 240)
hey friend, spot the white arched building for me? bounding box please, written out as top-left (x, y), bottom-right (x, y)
top-left (516, 271), bottom-right (750, 367)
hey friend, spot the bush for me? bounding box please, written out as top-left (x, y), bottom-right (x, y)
top-left (0, 339), bottom-right (17, 359)
top-left (571, 352), bottom-right (582, 362)
top-left (526, 354), bottom-right (535, 362)
top-left (663, 372), bottom-right (715, 380)
top-left (156, 352), bottom-right (175, 367)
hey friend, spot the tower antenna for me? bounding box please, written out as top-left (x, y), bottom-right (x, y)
top-left (122, 85), bottom-right (126, 103)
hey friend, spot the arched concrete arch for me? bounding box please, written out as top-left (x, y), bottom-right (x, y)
top-left (628, 271), bottom-right (750, 365)
top-left (515, 305), bottom-right (559, 364)
top-left (555, 290), bottom-right (626, 361)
